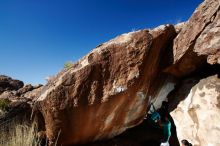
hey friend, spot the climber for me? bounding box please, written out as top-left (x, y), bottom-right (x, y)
top-left (181, 139), bottom-right (192, 146)
top-left (148, 102), bottom-right (161, 123)
top-left (159, 116), bottom-right (171, 146)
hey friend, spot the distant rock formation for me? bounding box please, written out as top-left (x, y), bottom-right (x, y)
top-left (0, 75), bottom-right (42, 120)
top-left (0, 75), bottom-right (24, 94)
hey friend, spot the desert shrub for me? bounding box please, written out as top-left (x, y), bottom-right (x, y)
top-left (0, 98), bottom-right (11, 111)
top-left (64, 61), bottom-right (74, 69)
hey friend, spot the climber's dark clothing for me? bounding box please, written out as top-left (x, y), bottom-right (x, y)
top-left (158, 101), bottom-right (169, 118)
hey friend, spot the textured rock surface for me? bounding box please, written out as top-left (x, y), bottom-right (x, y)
top-left (16, 84), bottom-right (34, 96)
top-left (174, 22), bottom-right (185, 33)
top-left (23, 85), bottom-right (43, 100)
top-left (170, 75), bottom-right (220, 146)
top-left (194, 10), bottom-right (220, 65)
top-left (165, 0), bottom-right (220, 77)
top-left (35, 25), bottom-right (176, 145)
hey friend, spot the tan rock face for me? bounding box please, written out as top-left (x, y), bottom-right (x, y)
top-left (35, 25), bottom-right (176, 145)
top-left (171, 75), bottom-right (220, 146)
top-left (165, 0), bottom-right (220, 77)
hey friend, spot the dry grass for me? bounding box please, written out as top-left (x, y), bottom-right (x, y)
top-left (0, 116), bottom-right (43, 146)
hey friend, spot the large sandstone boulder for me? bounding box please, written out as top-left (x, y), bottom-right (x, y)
top-left (170, 75), bottom-right (220, 146)
top-left (35, 25), bottom-right (176, 145)
top-left (165, 0), bottom-right (220, 77)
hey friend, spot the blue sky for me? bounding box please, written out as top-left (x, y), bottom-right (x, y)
top-left (0, 0), bottom-right (203, 84)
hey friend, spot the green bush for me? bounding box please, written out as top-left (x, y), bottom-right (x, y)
top-left (64, 61), bottom-right (74, 69)
top-left (0, 98), bottom-right (11, 111)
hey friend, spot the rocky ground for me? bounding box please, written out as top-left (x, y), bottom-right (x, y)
top-left (0, 0), bottom-right (220, 146)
